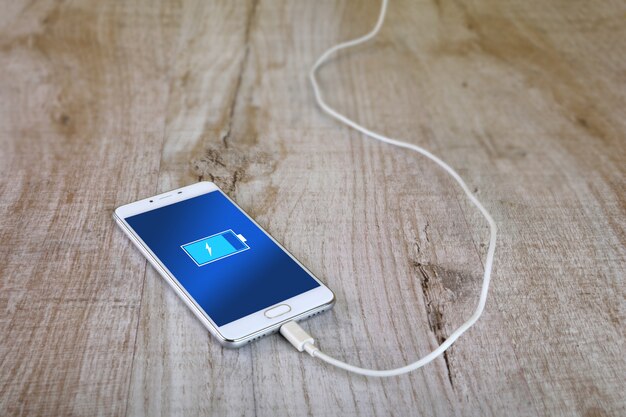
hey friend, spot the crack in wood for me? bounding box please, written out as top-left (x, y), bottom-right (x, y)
top-left (414, 261), bottom-right (456, 388)
top-left (221, 0), bottom-right (259, 149)
top-left (190, 0), bottom-right (271, 195)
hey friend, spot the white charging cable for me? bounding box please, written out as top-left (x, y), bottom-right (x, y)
top-left (280, 0), bottom-right (498, 377)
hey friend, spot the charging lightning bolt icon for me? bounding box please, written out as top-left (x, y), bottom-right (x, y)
top-left (205, 242), bottom-right (212, 257)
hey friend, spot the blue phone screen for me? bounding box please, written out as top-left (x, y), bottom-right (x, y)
top-left (125, 191), bottom-right (320, 326)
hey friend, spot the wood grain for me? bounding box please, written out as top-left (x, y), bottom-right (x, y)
top-left (1, 0), bottom-right (624, 416)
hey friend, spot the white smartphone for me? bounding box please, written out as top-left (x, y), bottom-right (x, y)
top-left (114, 181), bottom-right (335, 347)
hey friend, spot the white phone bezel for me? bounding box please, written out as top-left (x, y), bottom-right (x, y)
top-left (113, 181), bottom-right (335, 347)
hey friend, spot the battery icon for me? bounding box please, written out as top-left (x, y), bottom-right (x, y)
top-left (181, 229), bottom-right (249, 266)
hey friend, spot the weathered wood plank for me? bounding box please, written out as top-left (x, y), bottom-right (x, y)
top-left (1, 0), bottom-right (624, 416)
top-left (125, 2), bottom-right (259, 416)
top-left (0, 0), bottom-right (172, 415)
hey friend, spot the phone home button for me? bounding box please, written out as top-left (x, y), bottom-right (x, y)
top-left (264, 304), bottom-right (291, 318)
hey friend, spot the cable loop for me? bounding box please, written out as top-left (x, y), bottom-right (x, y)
top-left (286, 0), bottom-right (498, 377)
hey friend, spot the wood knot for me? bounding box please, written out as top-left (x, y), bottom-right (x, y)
top-left (190, 143), bottom-right (277, 194)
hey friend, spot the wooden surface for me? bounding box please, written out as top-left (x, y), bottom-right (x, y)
top-left (1, 0), bottom-right (624, 415)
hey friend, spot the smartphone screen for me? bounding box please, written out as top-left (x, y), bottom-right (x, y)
top-left (123, 190), bottom-right (320, 326)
